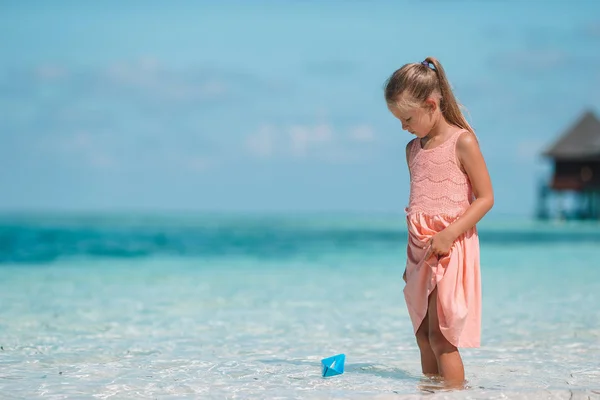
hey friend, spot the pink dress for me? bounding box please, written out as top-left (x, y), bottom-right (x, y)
top-left (403, 129), bottom-right (481, 348)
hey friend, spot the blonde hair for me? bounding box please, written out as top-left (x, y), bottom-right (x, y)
top-left (384, 57), bottom-right (473, 134)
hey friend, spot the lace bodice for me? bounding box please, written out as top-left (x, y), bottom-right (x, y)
top-left (406, 130), bottom-right (474, 218)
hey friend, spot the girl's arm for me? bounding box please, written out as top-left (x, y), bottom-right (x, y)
top-left (403, 139), bottom-right (414, 282)
top-left (427, 131), bottom-right (494, 257)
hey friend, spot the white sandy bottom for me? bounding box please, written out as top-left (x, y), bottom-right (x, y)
top-left (1, 244), bottom-right (599, 399)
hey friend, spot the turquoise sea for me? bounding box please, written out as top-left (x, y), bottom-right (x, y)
top-left (1, 213), bottom-right (599, 399)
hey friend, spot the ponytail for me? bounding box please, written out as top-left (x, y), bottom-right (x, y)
top-left (424, 57), bottom-right (474, 134)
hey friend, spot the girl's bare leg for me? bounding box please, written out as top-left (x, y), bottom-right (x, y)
top-left (415, 310), bottom-right (439, 377)
top-left (427, 287), bottom-right (465, 388)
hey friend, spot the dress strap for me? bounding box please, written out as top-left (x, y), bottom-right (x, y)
top-left (451, 129), bottom-right (469, 145)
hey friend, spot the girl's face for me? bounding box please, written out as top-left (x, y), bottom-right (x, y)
top-left (387, 100), bottom-right (436, 138)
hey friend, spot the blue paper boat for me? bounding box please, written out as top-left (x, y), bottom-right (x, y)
top-left (321, 354), bottom-right (345, 377)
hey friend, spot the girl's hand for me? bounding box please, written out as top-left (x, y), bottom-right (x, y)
top-left (424, 229), bottom-right (456, 260)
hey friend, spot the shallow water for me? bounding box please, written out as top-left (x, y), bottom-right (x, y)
top-left (1, 216), bottom-right (599, 398)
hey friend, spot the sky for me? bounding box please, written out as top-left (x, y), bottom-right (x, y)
top-left (1, 0), bottom-right (600, 218)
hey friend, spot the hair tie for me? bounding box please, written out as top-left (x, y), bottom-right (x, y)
top-left (421, 60), bottom-right (432, 69)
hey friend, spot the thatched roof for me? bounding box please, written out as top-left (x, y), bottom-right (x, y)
top-left (543, 110), bottom-right (600, 161)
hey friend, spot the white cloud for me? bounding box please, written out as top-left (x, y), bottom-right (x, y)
top-left (350, 124), bottom-right (375, 142)
top-left (245, 123), bottom-right (335, 158)
top-left (289, 123), bottom-right (333, 156)
top-left (104, 59), bottom-right (230, 102)
top-left (245, 122), bottom-right (375, 163)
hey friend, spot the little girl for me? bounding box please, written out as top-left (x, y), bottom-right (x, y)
top-left (384, 57), bottom-right (494, 387)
